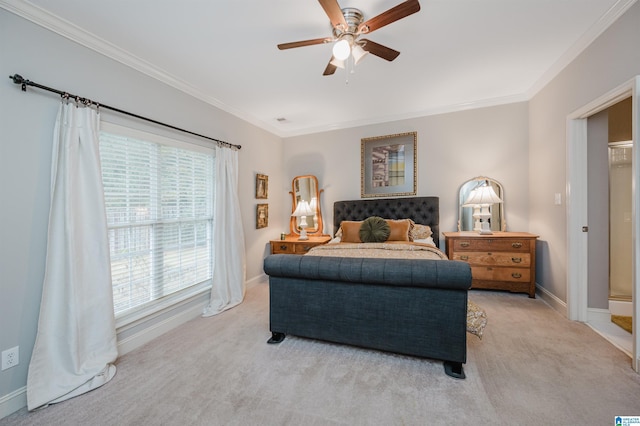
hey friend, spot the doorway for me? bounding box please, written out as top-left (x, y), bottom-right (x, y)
top-left (566, 76), bottom-right (640, 372)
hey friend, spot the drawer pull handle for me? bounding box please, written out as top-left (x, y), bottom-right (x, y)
top-left (512, 242), bottom-right (523, 248)
top-left (302, 246), bottom-right (311, 251)
top-left (512, 273), bottom-right (522, 279)
top-left (512, 257), bottom-right (522, 263)
top-left (460, 255), bottom-right (469, 261)
top-left (460, 242), bottom-right (470, 247)
top-left (280, 245), bottom-right (287, 250)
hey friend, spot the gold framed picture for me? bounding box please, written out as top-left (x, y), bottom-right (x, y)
top-left (256, 203), bottom-right (268, 229)
top-left (361, 132), bottom-right (417, 198)
top-left (256, 174), bottom-right (268, 199)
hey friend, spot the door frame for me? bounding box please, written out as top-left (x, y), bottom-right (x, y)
top-left (566, 76), bottom-right (640, 371)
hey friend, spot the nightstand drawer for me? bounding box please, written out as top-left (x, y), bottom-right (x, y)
top-left (453, 239), bottom-right (531, 252)
top-left (272, 242), bottom-right (295, 254)
top-left (293, 243), bottom-right (316, 254)
top-left (452, 252), bottom-right (531, 267)
top-left (270, 235), bottom-right (331, 255)
top-left (471, 266), bottom-right (531, 283)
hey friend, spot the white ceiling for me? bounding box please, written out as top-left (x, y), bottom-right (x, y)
top-left (3, 0), bottom-right (635, 137)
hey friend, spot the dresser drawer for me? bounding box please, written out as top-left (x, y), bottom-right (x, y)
top-left (452, 252), bottom-right (531, 267)
top-left (471, 266), bottom-right (531, 283)
top-left (452, 239), bottom-right (530, 252)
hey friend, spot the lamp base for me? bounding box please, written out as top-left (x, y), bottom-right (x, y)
top-left (298, 228), bottom-right (309, 240)
top-left (478, 221), bottom-right (493, 235)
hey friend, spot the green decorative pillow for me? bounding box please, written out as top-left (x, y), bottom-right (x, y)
top-left (359, 216), bottom-right (391, 243)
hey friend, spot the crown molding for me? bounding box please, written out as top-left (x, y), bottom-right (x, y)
top-left (0, 0), bottom-right (283, 136)
top-left (2, 0), bottom-right (636, 138)
top-left (278, 93), bottom-right (529, 138)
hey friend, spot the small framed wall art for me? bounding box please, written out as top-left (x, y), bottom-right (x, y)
top-left (361, 131), bottom-right (417, 198)
top-left (256, 174), bottom-right (268, 199)
top-left (256, 203), bottom-right (269, 229)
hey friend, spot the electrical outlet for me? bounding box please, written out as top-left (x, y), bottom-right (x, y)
top-left (1, 346), bottom-right (19, 371)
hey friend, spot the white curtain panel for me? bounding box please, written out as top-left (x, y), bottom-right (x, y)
top-left (203, 146), bottom-right (246, 317)
top-left (27, 102), bottom-right (118, 410)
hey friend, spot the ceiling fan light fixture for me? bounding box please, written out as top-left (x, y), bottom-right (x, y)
top-left (352, 44), bottom-right (369, 65)
top-left (332, 38), bottom-right (351, 60)
top-left (330, 57), bottom-right (346, 69)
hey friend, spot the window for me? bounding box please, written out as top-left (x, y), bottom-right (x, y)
top-left (99, 123), bottom-right (215, 317)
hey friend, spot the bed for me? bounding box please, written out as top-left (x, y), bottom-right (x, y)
top-left (263, 197), bottom-right (485, 378)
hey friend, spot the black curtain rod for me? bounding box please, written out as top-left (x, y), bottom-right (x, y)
top-left (9, 74), bottom-right (241, 150)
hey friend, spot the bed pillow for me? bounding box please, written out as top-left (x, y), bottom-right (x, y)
top-left (359, 216), bottom-right (391, 243)
top-left (385, 219), bottom-right (413, 241)
top-left (410, 224), bottom-right (433, 241)
top-left (339, 221), bottom-right (363, 243)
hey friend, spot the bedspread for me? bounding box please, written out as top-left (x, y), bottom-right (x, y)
top-left (306, 241), bottom-right (447, 260)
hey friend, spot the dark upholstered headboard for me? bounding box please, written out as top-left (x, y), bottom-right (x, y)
top-left (333, 197), bottom-right (440, 248)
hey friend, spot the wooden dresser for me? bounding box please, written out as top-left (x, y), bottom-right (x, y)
top-left (270, 235), bottom-right (331, 255)
top-left (443, 232), bottom-right (539, 298)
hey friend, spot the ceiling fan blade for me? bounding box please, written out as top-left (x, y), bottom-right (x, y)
top-left (278, 37), bottom-right (333, 50)
top-left (318, 0), bottom-right (347, 29)
top-left (360, 39), bottom-right (400, 61)
top-left (358, 0), bottom-right (420, 34)
top-left (323, 59), bottom-right (338, 76)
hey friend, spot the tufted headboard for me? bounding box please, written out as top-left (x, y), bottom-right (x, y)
top-left (333, 197), bottom-right (440, 248)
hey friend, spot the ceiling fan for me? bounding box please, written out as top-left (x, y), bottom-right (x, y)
top-left (277, 0), bottom-right (421, 76)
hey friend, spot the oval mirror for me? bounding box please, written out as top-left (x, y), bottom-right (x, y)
top-left (458, 177), bottom-right (506, 232)
top-left (290, 175), bottom-right (324, 236)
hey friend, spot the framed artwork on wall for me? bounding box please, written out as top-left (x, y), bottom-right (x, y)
top-left (256, 203), bottom-right (268, 229)
top-left (256, 174), bottom-right (268, 199)
top-left (361, 131), bottom-right (417, 198)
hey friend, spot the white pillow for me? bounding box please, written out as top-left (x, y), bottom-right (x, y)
top-left (413, 237), bottom-right (435, 246)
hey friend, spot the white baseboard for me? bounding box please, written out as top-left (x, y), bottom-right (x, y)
top-left (117, 299), bottom-right (207, 356)
top-left (587, 307), bottom-right (611, 323)
top-left (536, 284), bottom-right (568, 317)
top-left (609, 299), bottom-right (632, 316)
top-left (0, 386), bottom-right (27, 419)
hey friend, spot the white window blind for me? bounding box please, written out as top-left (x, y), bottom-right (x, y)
top-left (99, 124), bottom-right (215, 317)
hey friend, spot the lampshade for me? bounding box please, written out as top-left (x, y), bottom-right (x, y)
top-left (352, 44), bottom-right (369, 65)
top-left (463, 185), bottom-right (502, 206)
top-left (309, 197), bottom-right (317, 211)
top-left (292, 200), bottom-right (313, 240)
top-left (332, 38), bottom-right (351, 61)
top-left (292, 200), bottom-right (314, 217)
top-left (463, 184), bottom-right (502, 235)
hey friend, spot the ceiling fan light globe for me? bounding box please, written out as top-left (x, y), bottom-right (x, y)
top-left (332, 39), bottom-right (351, 60)
top-left (352, 45), bottom-right (369, 65)
top-left (330, 57), bottom-right (346, 69)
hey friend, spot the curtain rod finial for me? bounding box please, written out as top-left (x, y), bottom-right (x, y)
top-left (10, 74), bottom-right (24, 84)
top-left (9, 74), bottom-right (27, 91)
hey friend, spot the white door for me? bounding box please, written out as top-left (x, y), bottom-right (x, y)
top-left (566, 76), bottom-right (640, 372)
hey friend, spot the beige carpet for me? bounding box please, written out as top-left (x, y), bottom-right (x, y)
top-left (3, 285), bottom-right (640, 425)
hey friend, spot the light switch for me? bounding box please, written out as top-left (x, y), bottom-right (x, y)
top-left (554, 193), bottom-right (562, 205)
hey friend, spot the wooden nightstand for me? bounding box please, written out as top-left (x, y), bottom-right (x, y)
top-left (270, 235), bottom-right (331, 255)
top-left (443, 231), bottom-right (539, 298)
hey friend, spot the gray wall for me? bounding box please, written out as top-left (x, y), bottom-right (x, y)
top-left (529, 1), bottom-right (640, 301)
top-left (0, 9), bottom-right (284, 410)
top-left (282, 102), bottom-right (531, 244)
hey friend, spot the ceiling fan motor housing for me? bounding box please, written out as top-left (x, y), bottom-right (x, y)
top-left (333, 8), bottom-right (364, 39)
